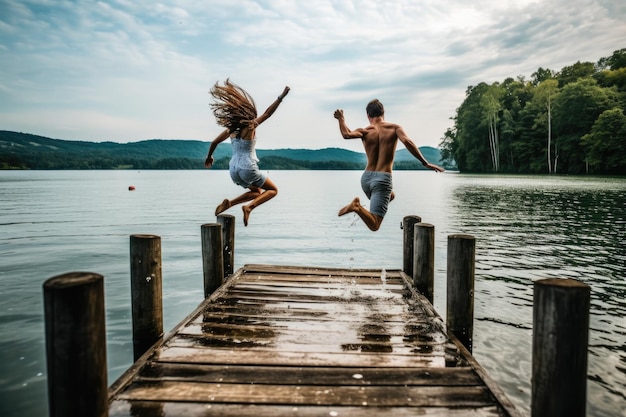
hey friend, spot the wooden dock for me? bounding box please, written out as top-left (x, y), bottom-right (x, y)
top-left (107, 264), bottom-right (521, 417)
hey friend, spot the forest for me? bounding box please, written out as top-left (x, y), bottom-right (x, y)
top-left (439, 48), bottom-right (626, 175)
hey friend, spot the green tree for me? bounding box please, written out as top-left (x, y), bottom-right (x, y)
top-left (533, 79), bottom-right (559, 173)
top-left (557, 61), bottom-right (596, 87)
top-left (552, 78), bottom-right (620, 173)
top-left (595, 67), bottom-right (626, 93)
top-left (454, 83), bottom-right (493, 172)
top-left (498, 77), bottom-right (532, 171)
top-left (481, 84), bottom-right (504, 171)
top-left (597, 48), bottom-right (626, 70)
top-left (438, 126), bottom-right (457, 168)
top-left (531, 67), bottom-right (555, 86)
top-left (581, 108), bottom-right (626, 174)
top-left (514, 98), bottom-right (545, 173)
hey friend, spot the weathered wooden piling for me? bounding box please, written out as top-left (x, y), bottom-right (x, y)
top-left (129, 234), bottom-right (163, 361)
top-left (446, 234), bottom-right (475, 352)
top-left (201, 223), bottom-right (224, 298)
top-left (413, 222), bottom-right (435, 303)
top-left (217, 214), bottom-right (235, 278)
top-left (402, 215), bottom-right (422, 276)
top-left (532, 278), bottom-right (590, 417)
top-left (43, 272), bottom-right (107, 417)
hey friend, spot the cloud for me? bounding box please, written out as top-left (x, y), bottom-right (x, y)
top-left (0, 0), bottom-right (623, 149)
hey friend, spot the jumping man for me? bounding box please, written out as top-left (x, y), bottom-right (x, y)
top-left (334, 99), bottom-right (444, 231)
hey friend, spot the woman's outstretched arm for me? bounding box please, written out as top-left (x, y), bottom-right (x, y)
top-left (253, 86), bottom-right (290, 126)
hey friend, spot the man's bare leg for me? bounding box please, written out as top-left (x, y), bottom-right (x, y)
top-left (242, 178), bottom-right (278, 226)
top-left (338, 197), bottom-right (361, 216)
top-left (338, 197), bottom-right (382, 231)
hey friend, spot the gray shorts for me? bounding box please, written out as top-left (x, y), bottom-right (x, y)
top-left (361, 171), bottom-right (393, 217)
top-left (229, 166), bottom-right (267, 188)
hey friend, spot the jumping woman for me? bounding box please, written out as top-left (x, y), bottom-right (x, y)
top-left (205, 79), bottom-right (290, 226)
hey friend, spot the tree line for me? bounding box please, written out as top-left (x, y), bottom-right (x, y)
top-left (203, 156), bottom-right (439, 171)
top-left (440, 48), bottom-right (626, 175)
top-left (1, 131), bottom-right (447, 170)
top-left (1, 150), bottom-right (441, 171)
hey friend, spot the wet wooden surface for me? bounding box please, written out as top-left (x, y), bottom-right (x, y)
top-left (108, 264), bottom-right (521, 416)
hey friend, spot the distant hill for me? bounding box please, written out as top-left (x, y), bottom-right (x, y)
top-left (0, 130), bottom-right (454, 170)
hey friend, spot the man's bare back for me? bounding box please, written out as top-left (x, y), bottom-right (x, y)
top-left (359, 121), bottom-right (402, 173)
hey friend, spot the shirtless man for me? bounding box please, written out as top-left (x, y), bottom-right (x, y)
top-left (335, 99), bottom-right (444, 231)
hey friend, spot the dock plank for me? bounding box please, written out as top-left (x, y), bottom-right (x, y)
top-left (109, 401), bottom-right (509, 417)
top-left (108, 264), bottom-right (521, 417)
top-left (135, 363), bottom-right (483, 386)
top-left (156, 346), bottom-right (447, 367)
top-left (116, 381), bottom-right (494, 407)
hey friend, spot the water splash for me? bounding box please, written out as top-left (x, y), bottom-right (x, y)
top-left (341, 278), bottom-right (359, 299)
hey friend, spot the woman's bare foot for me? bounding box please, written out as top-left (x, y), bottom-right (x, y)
top-left (338, 197), bottom-right (361, 216)
top-left (242, 205), bottom-right (252, 226)
top-left (215, 199), bottom-right (230, 216)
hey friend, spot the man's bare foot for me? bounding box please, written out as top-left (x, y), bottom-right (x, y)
top-left (242, 205), bottom-right (252, 226)
top-left (215, 199), bottom-right (230, 216)
top-left (338, 197), bottom-right (361, 216)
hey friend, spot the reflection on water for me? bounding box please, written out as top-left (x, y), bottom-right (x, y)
top-left (0, 171), bottom-right (624, 417)
top-left (444, 175), bottom-right (626, 417)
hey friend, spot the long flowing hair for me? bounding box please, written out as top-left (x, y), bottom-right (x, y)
top-left (209, 79), bottom-right (258, 132)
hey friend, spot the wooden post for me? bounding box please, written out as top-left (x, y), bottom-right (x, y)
top-left (217, 214), bottom-right (235, 278)
top-left (202, 223), bottom-right (224, 298)
top-left (413, 223), bottom-right (435, 303)
top-left (446, 234), bottom-right (475, 352)
top-left (43, 272), bottom-right (107, 417)
top-left (130, 234), bottom-right (163, 361)
top-left (402, 215), bottom-right (422, 276)
top-left (532, 278), bottom-right (590, 417)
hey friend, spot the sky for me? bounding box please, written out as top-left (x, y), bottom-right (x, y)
top-left (0, 0), bottom-right (624, 151)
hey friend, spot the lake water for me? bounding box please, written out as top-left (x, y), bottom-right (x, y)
top-left (0, 170), bottom-right (624, 416)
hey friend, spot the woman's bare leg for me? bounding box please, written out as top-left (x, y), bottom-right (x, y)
top-left (242, 178), bottom-right (278, 226)
top-left (215, 189), bottom-right (261, 216)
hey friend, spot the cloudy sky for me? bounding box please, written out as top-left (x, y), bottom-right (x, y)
top-left (1, 0), bottom-right (624, 151)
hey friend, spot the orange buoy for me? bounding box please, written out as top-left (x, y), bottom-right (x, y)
top-left (128, 186), bottom-right (136, 191)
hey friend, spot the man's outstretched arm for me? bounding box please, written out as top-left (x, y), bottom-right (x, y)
top-left (397, 126), bottom-right (445, 172)
top-left (334, 109), bottom-right (364, 139)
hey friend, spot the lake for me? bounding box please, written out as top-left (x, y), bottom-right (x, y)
top-left (0, 170), bottom-right (624, 416)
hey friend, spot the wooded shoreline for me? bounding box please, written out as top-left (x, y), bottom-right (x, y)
top-left (0, 130), bottom-right (451, 171)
